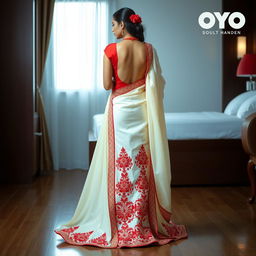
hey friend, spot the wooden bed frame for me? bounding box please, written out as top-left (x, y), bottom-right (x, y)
top-left (89, 137), bottom-right (249, 186)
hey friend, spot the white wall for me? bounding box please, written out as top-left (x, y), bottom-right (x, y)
top-left (116, 0), bottom-right (222, 112)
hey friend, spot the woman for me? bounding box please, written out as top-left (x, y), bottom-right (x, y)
top-left (54, 7), bottom-right (188, 248)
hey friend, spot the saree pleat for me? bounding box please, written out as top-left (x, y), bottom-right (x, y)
top-left (54, 43), bottom-right (188, 248)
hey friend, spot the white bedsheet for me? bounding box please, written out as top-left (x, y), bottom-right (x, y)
top-left (89, 112), bottom-right (243, 141)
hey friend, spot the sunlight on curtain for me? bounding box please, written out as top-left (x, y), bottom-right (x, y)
top-left (41, 0), bottom-right (116, 171)
top-left (53, 1), bottom-right (107, 91)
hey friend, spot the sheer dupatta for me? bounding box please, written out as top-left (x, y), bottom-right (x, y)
top-left (146, 46), bottom-right (173, 219)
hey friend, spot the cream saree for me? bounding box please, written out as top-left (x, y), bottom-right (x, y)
top-left (54, 44), bottom-right (188, 248)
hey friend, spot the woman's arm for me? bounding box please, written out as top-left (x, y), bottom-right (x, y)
top-left (103, 54), bottom-right (115, 90)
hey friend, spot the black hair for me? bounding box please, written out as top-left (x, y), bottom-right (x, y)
top-left (113, 7), bottom-right (145, 42)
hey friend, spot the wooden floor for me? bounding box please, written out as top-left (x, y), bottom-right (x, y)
top-left (0, 170), bottom-right (256, 256)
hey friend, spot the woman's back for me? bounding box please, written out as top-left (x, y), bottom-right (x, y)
top-left (116, 40), bottom-right (147, 84)
top-left (104, 38), bottom-right (150, 90)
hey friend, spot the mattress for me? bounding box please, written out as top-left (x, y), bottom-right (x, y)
top-left (89, 112), bottom-right (243, 141)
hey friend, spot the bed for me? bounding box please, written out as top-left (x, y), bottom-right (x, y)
top-left (88, 91), bottom-right (256, 185)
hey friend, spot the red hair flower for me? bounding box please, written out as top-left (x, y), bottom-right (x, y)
top-left (129, 14), bottom-right (142, 24)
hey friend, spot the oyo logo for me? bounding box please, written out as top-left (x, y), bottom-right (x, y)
top-left (198, 12), bottom-right (245, 29)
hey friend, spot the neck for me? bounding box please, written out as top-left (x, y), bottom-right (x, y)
top-left (122, 35), bottom-right (138, 40)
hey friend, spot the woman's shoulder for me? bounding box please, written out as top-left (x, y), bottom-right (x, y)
top-left (144, 42), bottom-right (154, 54)
top-left (104, 43), bottom-right (116, 58)
top-left (104, 43), bottom-right (116, 51)
top-left (143, 40), bottom-right (151, 45)
top-left (143, 41), bottom-right (153, 51)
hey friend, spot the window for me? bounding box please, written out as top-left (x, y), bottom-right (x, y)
top-left (53, 1), bottom-right (107, 91)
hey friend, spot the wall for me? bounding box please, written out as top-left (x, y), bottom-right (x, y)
top-left (0, 0), bottom-right (35, 183)
top-left (222, 0), bottom-right (256, 109)
top-left (116, 0), bottom-right (222, 112)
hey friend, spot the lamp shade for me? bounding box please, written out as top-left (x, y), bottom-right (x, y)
top-left (236, 54), bottom-right (256, 77)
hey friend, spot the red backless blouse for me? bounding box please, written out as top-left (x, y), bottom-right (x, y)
top-left (104, 38), bottom-right (148, 90)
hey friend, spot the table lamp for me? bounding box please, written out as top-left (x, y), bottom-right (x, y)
top-left (236, 54), bottom-right (256, 91)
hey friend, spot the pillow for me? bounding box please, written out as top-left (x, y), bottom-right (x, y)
top-left (237, 94), bottom-right (256, 119)
top-left (224, 90), bottom-right (256, 116)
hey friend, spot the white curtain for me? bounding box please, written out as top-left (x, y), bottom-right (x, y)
top-left (41, 0), bottom-right (117, 170)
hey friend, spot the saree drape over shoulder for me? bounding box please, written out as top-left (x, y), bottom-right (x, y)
top-left (54, 42), bottom-right (188, 248)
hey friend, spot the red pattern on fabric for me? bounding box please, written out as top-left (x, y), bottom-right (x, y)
top-left (87, 233), bottom-right (109, 246)
top-left (71, 231), bottom-right (94, 243)
top-left (116, 147), bottom-right (133, 171)
top-left (54, 227), bottom-right (110, 247)
top-left (134, 193), bottom-right (148, 223)
top-left (134, 145), bottom-right (149, 195)
top-left (60, 226), bottom-right (79, 233)
top-left (117, 222), bottom-right (137, 245)
top-left (116, 195), bottom-right (135, 224)
top-left (134, 224), bottom-right (154, 241)
top-left (134, 169), bottom-right (149, 194)
top-left (161, 222), bottom-right (187, 239)
top-left (115, 171), bottom-right (134, 196)
top-left (135, 144), bottom-right (148, 168)
top-left (115, 145), bottom-right (159, 247)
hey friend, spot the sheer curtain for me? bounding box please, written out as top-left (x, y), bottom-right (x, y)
top-left (41, 0), bottom-right (116, 171)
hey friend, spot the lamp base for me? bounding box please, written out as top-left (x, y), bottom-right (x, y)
top-left (246, 80), bottom-right (256, 91)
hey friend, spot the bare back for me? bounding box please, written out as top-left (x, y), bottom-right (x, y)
top-left (116, 40), bottom-right (147, 84)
